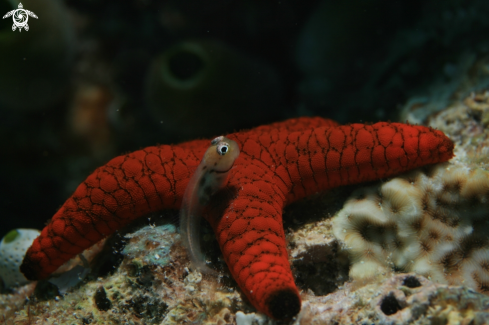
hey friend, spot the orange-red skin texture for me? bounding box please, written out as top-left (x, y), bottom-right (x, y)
top-left (21, 117), bottom-right (454, 320)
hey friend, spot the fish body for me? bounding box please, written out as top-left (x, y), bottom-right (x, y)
top-left (180, 136), bottom-right (240, 274)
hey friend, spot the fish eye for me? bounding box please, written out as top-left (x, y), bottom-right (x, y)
top-left (217, 143), bottom-right (229, 156)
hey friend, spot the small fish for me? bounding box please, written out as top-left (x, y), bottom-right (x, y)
top-left (180, 136), bottom-right (240, 275)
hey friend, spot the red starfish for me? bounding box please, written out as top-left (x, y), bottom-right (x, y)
top-left (20, 117), bottom-right (453, 320)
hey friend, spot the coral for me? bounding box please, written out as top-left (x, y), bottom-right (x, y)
top-left (400, 53), bottom-right (489, 124)
top-left (332, 163), bottom-right (489, 293)
top-left (297, 273), bottom-right (489, 325)
top-left (235, 311), bottom-right (270, 325)
top-left (0, 283), bottom-right (36, 322)
top-left (1, 223), bottom-right (243, 324)
top-left (122, 224), bottom-right (176, 268)
top-left (0, 229), bottom-right (39, 290)
top-left (428, 90), bottom-right (489, 169)
top-left (288, 219), bottom-right (350, 296)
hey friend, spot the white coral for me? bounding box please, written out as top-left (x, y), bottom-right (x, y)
top-left (332, 163), bottom-right (489, 292)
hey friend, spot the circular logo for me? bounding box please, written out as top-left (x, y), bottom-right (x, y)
top-left (13, 9), bottom-right (28, 27)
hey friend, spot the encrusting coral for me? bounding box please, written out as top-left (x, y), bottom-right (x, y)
top-left (122, 224), bottom-right (176, 268)
top-left (332, 162), bottom-right (489, 292)
top-left (1, 220), bottom-right (243, 325)
top-left (296, 273), bottom-right (489, 325)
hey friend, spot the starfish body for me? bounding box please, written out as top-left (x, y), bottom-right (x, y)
top-left (20, 117), bottom-right (454, 320)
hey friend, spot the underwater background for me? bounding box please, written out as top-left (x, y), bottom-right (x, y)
top-left (3, 1), bottom-right (489, 324)
top-left (1, 0), bottom-right (489, 253)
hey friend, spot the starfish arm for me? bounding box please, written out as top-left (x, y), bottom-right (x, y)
top-left (21, 144), bottom-right (205, 280)
top-left (204, 157), bottom-right (298, 320)
top-left (281, 122), bottom-right (454, 203)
